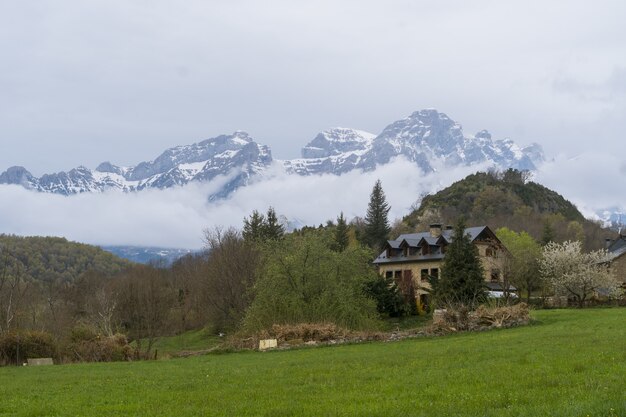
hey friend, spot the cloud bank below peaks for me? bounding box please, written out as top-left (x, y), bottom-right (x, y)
top-left (0, 158), bottom-right (487, 249)
top-left (1, 152), bottom-right (623, 249)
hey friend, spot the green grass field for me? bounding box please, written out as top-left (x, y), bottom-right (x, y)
top-left (1, 308), bottom-right (624, 417)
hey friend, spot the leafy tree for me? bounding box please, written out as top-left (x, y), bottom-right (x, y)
top-left (332, 212), bottom-right (349, 252)
top-left (244, 233), bottom-right (380, 331)
top-left (496, 228), bottom-right (542, 303)
top-left (364, 180), bottom-right (391, 251)
top-left (432, 219), bottom-right (486, 308)
top-left (540, 241), bottom-right (621, 308)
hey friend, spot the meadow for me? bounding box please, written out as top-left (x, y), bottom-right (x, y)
top-left (0, 308), bottom-right (624, 417)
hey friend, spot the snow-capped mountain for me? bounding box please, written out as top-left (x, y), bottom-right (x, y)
top-left (1, 131), bottom-right (272, 198)
top-left (0, 110), bottom-right (543, 198)
top-left (285, 109), bottom-right (542, 175)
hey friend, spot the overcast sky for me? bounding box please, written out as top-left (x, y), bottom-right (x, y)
top-left (1, 0), bottom-right (625, 175)
top-left (1, 1), bottom-right (625, 248)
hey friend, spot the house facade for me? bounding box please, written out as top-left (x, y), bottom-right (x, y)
top-left (373, 224), bottom-right (509, 306)
top-left (607, 234), bottom-right (626, 287)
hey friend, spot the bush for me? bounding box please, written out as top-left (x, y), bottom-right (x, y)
top-left (260, 323), bottom-right (349, 343)
top-left (67, 324), bottom-right (132, 362)
top-left (428, 303), bottom-right (530, 334)
top-left (0, 331), bottom-right (57, 365)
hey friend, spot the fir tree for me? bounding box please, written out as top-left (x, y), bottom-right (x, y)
top-left (363, 180), bottom-right (391, 251)
top-left (264, 207), bottom-right (285, 240)
top-left (433, 218), bottom-right (486, 308)
top-left (541, 221), bottom-right (555, 246)
top-left (242, 210), bottom-right (266, 242)
top-left (332, 212), bottom-right (349, 252)
top-left (243, 208), bottom-right (285, 242)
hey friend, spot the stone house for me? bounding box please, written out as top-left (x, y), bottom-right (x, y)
top-left (372, 224), bottom-right (510, 307)
top-left (607, 234), bottom-right (626, 288)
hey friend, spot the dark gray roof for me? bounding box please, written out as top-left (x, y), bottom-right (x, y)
top-left (386, 240), bottom-right (401, 249)
top-left (609, 246), bottom-right (626, 261)
top-left (373, 226), bottom-right (492, 265)
top-left (608, 235), bottom-right (626, 253)
top-left (396, 226), bottom-right (487, 244)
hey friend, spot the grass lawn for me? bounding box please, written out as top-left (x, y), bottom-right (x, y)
top-left (0, 308), bottom-right (624, 417)
top-left (138, 328), bottom-right (223, 358)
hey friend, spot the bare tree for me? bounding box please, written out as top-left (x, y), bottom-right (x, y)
top-left (201, 227), bottom-right (261, 332)
top-left (0, 246), bottom-right (29, 335)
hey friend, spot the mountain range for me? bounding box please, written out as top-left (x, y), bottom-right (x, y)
top-left (1, 109), bottom-right (544, 200)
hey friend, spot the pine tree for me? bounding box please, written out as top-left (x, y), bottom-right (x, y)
top-left (363, 180), bottom-right (391, 251)
top-left (434, 218), bottom-right (486, 308)
top-left (332, 212), bottom-right (349, 252)
top-left (264, 207), bottom-right (285, 240)
top-left (242, 210), bottom-right (266, 242)
top-left (541, 221), bottom-right (555, 246)
top-left (243, 208), bottom-right (285, 242)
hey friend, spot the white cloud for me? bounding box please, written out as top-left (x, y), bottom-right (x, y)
top-left (534, 153), bottom-right (626, 219)
top-left (1, 153), bottom-right (624, 250)
top-left (0, 159), bottom-right (486, 249)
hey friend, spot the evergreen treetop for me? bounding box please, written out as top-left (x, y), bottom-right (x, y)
top-left (364, 180), bottom-right (391, 252)
top-left (432, 218), bottom-right (486, 308)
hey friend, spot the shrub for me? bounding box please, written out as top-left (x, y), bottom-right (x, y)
top-left (260, 323), bottom-right (349, 343)
top-left (427, 303), bottom-right (530, 334)
top-left (0, 331), bottom-right (57, 365)
top-left (67, 324), bottom-right (132, 362)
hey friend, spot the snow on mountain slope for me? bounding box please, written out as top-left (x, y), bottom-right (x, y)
top-left (0, 110), bottom-right (543, 198)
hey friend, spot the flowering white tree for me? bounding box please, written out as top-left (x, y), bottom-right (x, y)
top-left (540, 241), bottom-right (621, 307)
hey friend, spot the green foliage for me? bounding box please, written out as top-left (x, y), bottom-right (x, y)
top-left (332, 212), bottom-right (349, 252)
top-left (0, 309), bottom-right (625, 416)
top-left (363, 274), bottom-right (407, 317)
top-left (401, 169), bottom-right (611, 250)
top-left (67, 325), bottom-right (132, 362)
top-left (242, 207), bottom-right (285, 242)
top-left (496, 227), bottom-right (542, 301)
top-left (0, 330), bottom-right (57, 365)
top-left (433, 219), bottom-right (486, 308)
top-left (0, 234), bottom-right (131, 283)
top-left (363, 179), bottom-right (391, 251)
top-left (244, 233), bottom-right (381, 331)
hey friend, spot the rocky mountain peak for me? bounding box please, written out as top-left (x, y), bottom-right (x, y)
top-left (0, 109), bottom-right (546, 198)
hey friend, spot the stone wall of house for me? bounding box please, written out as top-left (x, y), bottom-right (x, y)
top-left (376, 243), bottom-right (509, 301)
top-left (378, 261), bottom-right (441, 296)
top-left (611, 254), bottom-right (626, 285)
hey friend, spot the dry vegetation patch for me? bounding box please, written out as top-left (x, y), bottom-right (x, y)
top-left (427, 303), bottom-right (530, 334)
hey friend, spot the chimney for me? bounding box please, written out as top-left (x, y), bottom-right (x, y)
top-left (429, 223), bottom-right (442, 238)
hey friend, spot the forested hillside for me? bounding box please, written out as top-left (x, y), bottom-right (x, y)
top-left (401, 169), bottom-right (612, 250)
top-left (0, 235), bottom-right (132, 283)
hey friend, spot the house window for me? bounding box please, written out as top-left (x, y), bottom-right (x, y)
top-left (491, 269), bottom-right (500, 282)
top-left (486, 248), bottom-right (494, 257)
top-left (394, 270), bottom-right (402, 279)
top-left (385, 271), bottom-right (393, 279)
top-left (420, 269), bottom-right (429, 281)
top-left (430, 268), bottom-right (439, 279)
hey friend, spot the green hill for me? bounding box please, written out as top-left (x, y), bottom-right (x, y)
top-left (402, 169), bottom-right (611, 249)
top-left (0, 235), bottom-right (132, 283)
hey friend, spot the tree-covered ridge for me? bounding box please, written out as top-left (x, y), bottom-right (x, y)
top-left (402, 169), bottom-right (611, 250)
top-left (0, 234), bottom-right (132, 283)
